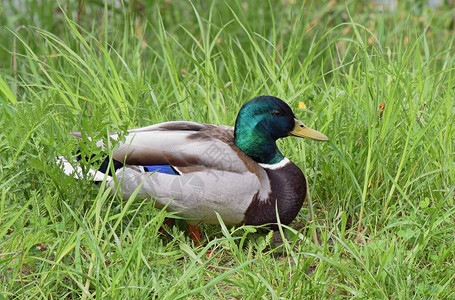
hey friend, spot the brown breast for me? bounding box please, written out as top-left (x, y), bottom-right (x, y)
top-left (243, 162), bottom-right (307, 229)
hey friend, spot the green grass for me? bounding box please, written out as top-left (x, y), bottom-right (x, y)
top-left (1, 0), bottom-right (454, 298)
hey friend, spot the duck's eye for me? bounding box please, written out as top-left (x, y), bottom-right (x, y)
top-left (272, 110), bottom-right (285, 116)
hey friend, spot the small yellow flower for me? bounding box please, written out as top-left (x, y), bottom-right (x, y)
top-left (298, 101), bottom-right (307, 109)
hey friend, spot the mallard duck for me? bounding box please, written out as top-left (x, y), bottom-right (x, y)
top-left (59, 95), bottom-right (328, 229)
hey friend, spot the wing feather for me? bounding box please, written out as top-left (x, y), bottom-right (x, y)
top-left (87, 121), bottom-right (253, 175)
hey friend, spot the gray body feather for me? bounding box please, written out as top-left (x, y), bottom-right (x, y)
top-left (66, 122), bottom-right (274, 225)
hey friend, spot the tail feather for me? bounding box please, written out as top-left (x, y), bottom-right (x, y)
top-left (56, 156), bottom-right (113, 182)
top-left (56, 154), bottom-right (179, 182)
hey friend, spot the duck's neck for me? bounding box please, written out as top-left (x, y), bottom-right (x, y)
top-left (234, 126), bottom-right (284, 164)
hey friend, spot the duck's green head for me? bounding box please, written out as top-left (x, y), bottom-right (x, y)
top-left (234, 96), bottom-right (328, 164)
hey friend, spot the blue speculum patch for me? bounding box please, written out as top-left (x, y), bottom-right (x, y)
top-left (143, 165), bottom-right (178, 175)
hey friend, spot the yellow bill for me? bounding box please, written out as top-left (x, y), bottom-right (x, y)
top-left (290, 118), bottom-right (329, 141)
